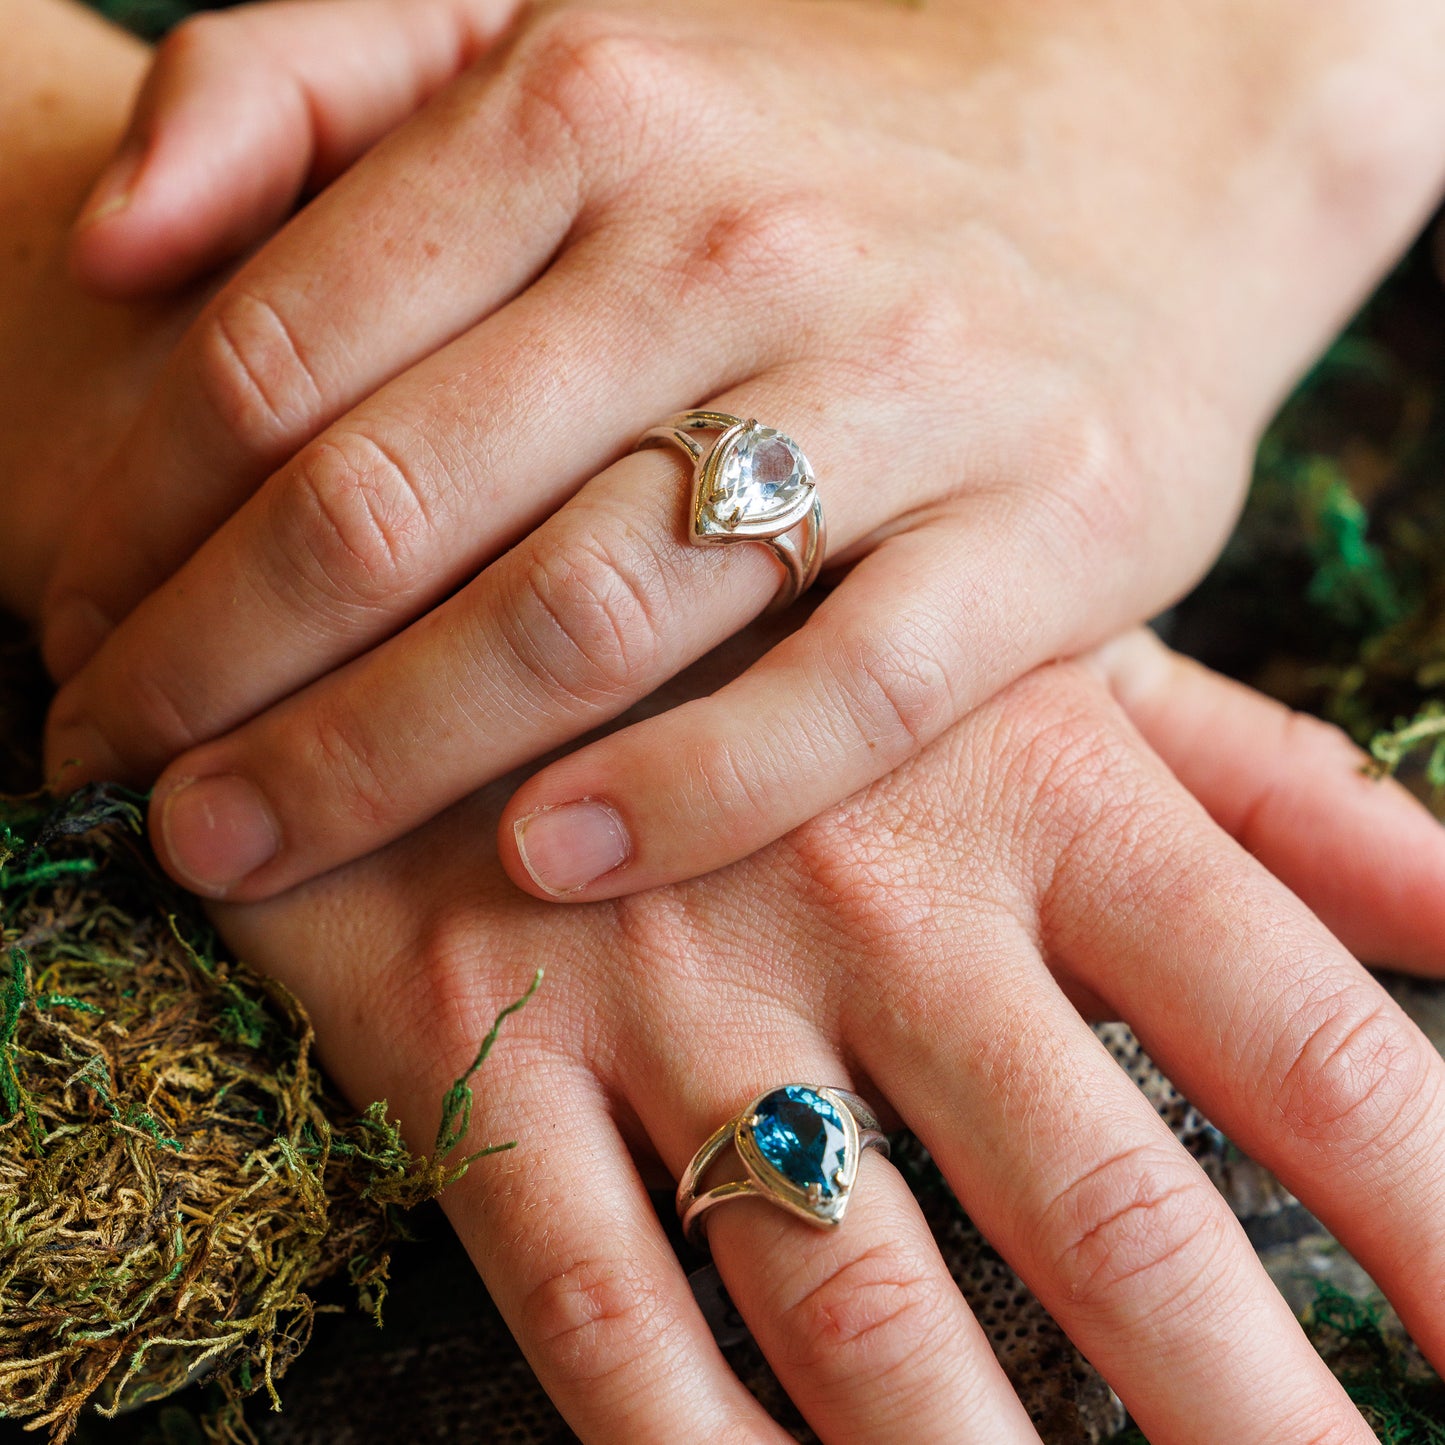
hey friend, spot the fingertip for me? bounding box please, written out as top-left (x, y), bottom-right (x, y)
top-left (73, 134), bottom-right (145, 232)
top-left (67, 161), bottom-right (208, 301)
top-left (69, 71), bottom-right (310, 298)
top-left (149, 769), bottom-right (282, 900)
top-left (68, 150), bottom-right (285, 301)
top-left (68, 217), bottom-right (170, 302)
top-left (1103, 629), bottom-right (1445, 977)
top-left (67, 137), bottom-right (173, 300)
top-left (505, 795), bottom-right (634, 901)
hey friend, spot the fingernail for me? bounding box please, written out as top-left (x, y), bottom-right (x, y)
top-left (158, 775), bottom-right (280, 897)
top-left (42, 598), bottom-right (114, 684)
top-left (514, 800), bottom-right (631, 897)
top-left (76, 138), bottom-right (145, 229)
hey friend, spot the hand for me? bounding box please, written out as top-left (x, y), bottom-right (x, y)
top-left (42, 0), bottom-right (1445, 903)
top-left (0, 0), bottom-right (193, 623)
top-left (214, 620), bottom-right (1445, 1444)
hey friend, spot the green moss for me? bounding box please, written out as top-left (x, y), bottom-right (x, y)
top-left (0, 785), bottom-right (534, 1442)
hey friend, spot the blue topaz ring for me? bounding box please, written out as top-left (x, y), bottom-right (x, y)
top-left (677, 1084), bottom-right (889, 1246)
top-left (636, 411), bottom-right (826, 612)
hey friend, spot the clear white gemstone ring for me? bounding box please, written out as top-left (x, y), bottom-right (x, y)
top-left (635, 410), bottom-right (826, 611)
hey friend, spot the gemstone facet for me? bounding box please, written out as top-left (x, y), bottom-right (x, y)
top-left (708, 425), bottom-right (813, 529)
top-left (745, 1086), bottom-right (849, 1203)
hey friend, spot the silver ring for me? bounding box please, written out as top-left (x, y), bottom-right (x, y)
top-left (636, 410), bottom-right (826, 612)
top-left (676, 1083), bottom-right (889, 1247)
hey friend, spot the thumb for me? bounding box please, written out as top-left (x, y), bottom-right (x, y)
top-left (70, 0), bottom-right (519, 299)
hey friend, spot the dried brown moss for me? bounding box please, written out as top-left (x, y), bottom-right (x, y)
top-left (0, 784), bottom-right (533, 1442)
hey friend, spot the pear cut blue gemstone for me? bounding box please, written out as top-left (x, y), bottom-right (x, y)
top-left (749, 1086), bottom-right (848, 1201)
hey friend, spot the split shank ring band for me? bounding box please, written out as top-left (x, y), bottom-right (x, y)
top-left (636, 410), bottom-right (826, 612)
top-left (677, 1084), bottom-right (890, 1247)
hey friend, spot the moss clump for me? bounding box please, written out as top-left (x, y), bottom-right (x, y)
top-left (0, 783), bottom-right (534, 1442)
top-left (1303, 1285), bottom-right (1445, 1443)
top-left (1173, 233), bottom-right (1445, 790)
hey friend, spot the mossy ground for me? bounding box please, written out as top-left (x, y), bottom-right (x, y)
top-left (0, 779), bottom-right (534, 1442)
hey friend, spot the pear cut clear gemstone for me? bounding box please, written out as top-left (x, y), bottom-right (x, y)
top-left (712, 426), bottom-right (811, 525)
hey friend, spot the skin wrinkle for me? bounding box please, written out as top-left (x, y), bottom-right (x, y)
top-left (59, 0), bottom-right (1445, 892)
top-left (200, 285), bottom-right (330, 447)
top-left (15, 2), bottom-right (1445, 1437)
top-left (65, 0), bottom-right (1440, 929)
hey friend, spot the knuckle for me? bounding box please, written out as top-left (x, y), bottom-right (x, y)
top-left (666, 192), bottom-right (823, 308)
top-left (777, 1242), bottom-right (948, 1383)
top-left (975, 678), bottom-right (1113, 826)
top-left (792, 808), bottom-right (939, 946)
top-left (52, 662), bottom-right (198, 779)
top-left (281, 431), bottom-right (435, 612)
top-left (827, 621), bottom-right (955, 767)
top-left (983, 680), bottom-right (1171, 888)
top-left (193, 288), bottom-right (325, 463)
top-left (388, 937), bottom-right (524, 1095)
top-left (1023, 396), bottom-right (1144, 565)
top-left (1042, 1143), bottom-right (1229, 1319)
top-left (862, 285), bottom-right (972, 397)
top-left (515, 8), bottom-right (684, 168)
top-left (115, 663), bottom-right (203, 762)
top-left (1269, 987), bottom-right (1438, 1151)
top-left (501, 526), bottom-right (668, 714)
top-left (676, 730), bottom-right (779, 853)
top-left (518, 1252), bottom-right (672, 1387)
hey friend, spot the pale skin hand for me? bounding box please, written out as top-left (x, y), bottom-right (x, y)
top-left (0, 0), bottom-right (193, 618)
top-left (40, 0), bottom-right (1445, 907)
top-left (213, 625), bottom-right (1445, 1445)
top-left (12, 8), bottom-right (1445, 1443)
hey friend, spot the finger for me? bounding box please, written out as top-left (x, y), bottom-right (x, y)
top-left (626, 1025), bottom-right (1039, 1441)
top-left (499, 505), bottom-right (1022, 898)
top-left (132, 448), bottom-right (781, 900)
top-left (70, 0), bottom-right (519, 299)
top-left (867, 921), bottom-right (1376, 1443)
top-left (49, 359), bottom-right (950, 897)
top-left (217, 859), bottom-right (790, 1441)
top-left (1039, 681), bottom-right (1445, 1384)
top-left (42, 18), bottom-right (606, 681)
top-left (44, 211), bottom-right (805, 793)
top-left (69, 351), bottom-right (1177, 904)
top-left (492, 394), bottom-right (1231, 902)
top-left (1097, 626), bottom-right (1445, 974)
top-left (442, 1068), bottom-right (791, 1445)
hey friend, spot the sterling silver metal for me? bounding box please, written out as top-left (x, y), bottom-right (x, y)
top-left (636, 410), bottom-right (826, 612)
top-left (677, 1084), bottom-right (889, 1248)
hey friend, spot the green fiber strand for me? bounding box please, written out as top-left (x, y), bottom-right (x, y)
top-left (1, 947), bottom-right (27, 1118)
top-left (1370, 703), bottom-right (1445, 783)
top-left (434, 970), bottom-right (542, 1158)
top-left (0, 858), bottom-right (98, 892)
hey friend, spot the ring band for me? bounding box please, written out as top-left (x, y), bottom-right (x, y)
top-left (676, 1083), bottom-right (889, 1246)
top-left (636, 410), bottom-right (826, 612)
